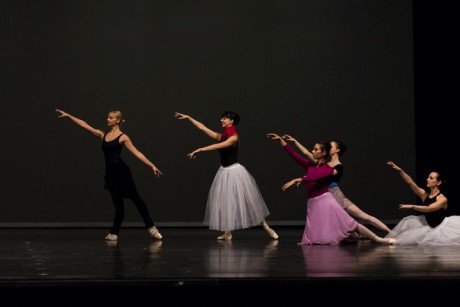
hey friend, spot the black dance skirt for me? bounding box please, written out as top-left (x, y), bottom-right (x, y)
top-left (104, 161), bottom-right (138, 198)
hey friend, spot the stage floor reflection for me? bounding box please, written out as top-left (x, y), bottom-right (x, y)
top-left (2, 227), bottom-right (460, 280)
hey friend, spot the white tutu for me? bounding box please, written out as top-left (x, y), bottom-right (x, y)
top-left (204, 163), bottom-right (270, 231)
top-left (418, 216), bottom-right (460, 245)
top-left (386, 215), bottom-right (460, 245)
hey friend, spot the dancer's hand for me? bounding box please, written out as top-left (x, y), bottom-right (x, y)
top-left (267, 133), bottom-right (287, 146)
top-left (387, 161), bottom-right (402, 172)
top-left (399, 204), bottom-right (414, 210)
top-left (282, 178), bottom-right (302, 191)
top-left (152, 165), bottom-right (163, 178)
top-left (174, 112), bottom-right (190, 120)
top-left (56, 109), bottom-right (69, 118)
top-left (266, 133), bottom-right (282, 140)
top-left (187, 148), bottom-right (201, 159)
top-left (282, 134), bottom-right (297, 142)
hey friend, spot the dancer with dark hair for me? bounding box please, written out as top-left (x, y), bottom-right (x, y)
top-left (267, 133), bottom-right (393, 245)
top-left (56, 109), bottom-right (163, 241)
top-left (283, 135), bottom-right (391, 233)
top-left (175, 111), bottom-right (278, 241)
top-left (385, 161), bottom-right (460, 245)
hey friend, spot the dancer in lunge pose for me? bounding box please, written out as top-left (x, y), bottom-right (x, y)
top-left (267, 133), bottom-right (393, 245)
top-left (283, 135), bottom-right (391, 234)
top-left (56, 109), bottom-right (163, 241)
top-left (175, 111), bottom-right (278, 241)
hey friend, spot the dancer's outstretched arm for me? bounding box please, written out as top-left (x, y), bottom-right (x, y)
top-left (187, 135), bottom-right (237, 159)
top-left (175, 112), bottom-right (220, 141)
top-left (122, 135), bottom-right (162, 177)
top-left (399, 195), bottom-right (447, 213)
top-left (56, 109), bottom-right (104, 139)
top-left (387, 161), bottom-right (425, 198)
top-left (283, 134), bottom-right (316, 162)
top-left (267, 133), bottom-right (311, 168)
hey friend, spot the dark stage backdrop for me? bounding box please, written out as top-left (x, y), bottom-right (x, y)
top-left (1, 0), bottom-right (416, 227)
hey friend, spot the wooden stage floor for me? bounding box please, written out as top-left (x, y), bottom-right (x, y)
top-left (1, 227), bottom-right (459, 306)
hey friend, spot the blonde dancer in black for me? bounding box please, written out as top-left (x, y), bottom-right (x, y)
top-left (56, 109), bottom-right (163, 241)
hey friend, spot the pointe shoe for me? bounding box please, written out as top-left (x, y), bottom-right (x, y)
top-left (217, 232), bottom-right (232, 240)
top-left (374, 236), bottom-right (396, 245)
top-left (105, 233), bottom-right (118, 241)
top-left (148, 226), bottom-right (163, 240)
top-left (263, 224), bottom-right (279, 240)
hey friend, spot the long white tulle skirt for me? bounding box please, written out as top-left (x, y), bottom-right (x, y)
top-left (204, 163), bottom-right (270, 231)
top-left (385, 215), bottom-right (460, 245)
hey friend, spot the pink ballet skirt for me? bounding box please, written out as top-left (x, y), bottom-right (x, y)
top-left (300, 192), bottom-right (358, 245)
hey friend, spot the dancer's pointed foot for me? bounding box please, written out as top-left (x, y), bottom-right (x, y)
top-left (263, 223), bottom-right (279, 239)
top-left (374, 235), bottom-right (396, 245)
top-left (105, 233), bottom-right (118, 241)
top-left (148, 226), bottom-right (163, 240)
top-left (217, 231), bottom-right (232, 240)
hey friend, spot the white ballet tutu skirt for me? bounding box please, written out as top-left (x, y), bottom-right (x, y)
top-left (385, 215), bottom-right (460, 245)
top-left (204, 163), bottom-right (270, 231)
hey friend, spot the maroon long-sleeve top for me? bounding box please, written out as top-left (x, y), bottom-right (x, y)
top-left (283, 144), bottom-right (333, 198)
